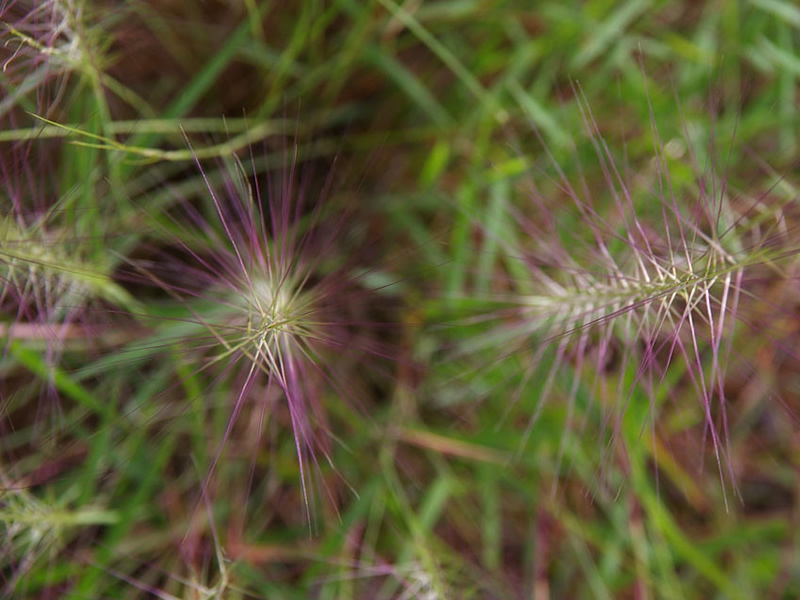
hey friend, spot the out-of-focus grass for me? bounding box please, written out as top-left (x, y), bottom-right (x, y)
top-left (1, 0), bottom-right (799, 598)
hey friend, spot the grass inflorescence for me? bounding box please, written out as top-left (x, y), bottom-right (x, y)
top-left (442, 85), bottom-right (800, 508)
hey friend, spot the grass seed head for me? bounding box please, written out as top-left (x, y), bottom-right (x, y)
top-left (129, 135), bottom-right (395, 525)
top-left (447, 80), bottom-right (800, 501)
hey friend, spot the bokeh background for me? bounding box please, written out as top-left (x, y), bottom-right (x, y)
top-left (2, 1), bottom-right (800, 598)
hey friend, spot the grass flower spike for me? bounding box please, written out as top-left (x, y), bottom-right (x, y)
top-left (129, 135), bottom-right (392, 523)
top-left (447, 82), bottom-right (799, 501)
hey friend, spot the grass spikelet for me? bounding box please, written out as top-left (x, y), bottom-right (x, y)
top-left (0, 469), bottom-right (118, 597)
top-left (1, 0), bottom-right (109, 121)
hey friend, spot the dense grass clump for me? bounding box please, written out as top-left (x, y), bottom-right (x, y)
top-left (2, 1), bottom-right (800, 598)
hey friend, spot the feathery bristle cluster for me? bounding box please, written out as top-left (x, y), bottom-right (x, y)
top-left (236, 273), bottom-right (318, 368)
top-left (444, 89), bottom-right (797, 503)
top-left (122, 143), bottom-right (385, 524)
top-left (2, 219), bottom-right (90, 320)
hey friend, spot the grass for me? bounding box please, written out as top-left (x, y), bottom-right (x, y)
top-left (2, 0), bottom-right (800, 598)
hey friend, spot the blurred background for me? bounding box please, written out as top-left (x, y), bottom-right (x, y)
top-left (2, 1), bottom-right (800, 598)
